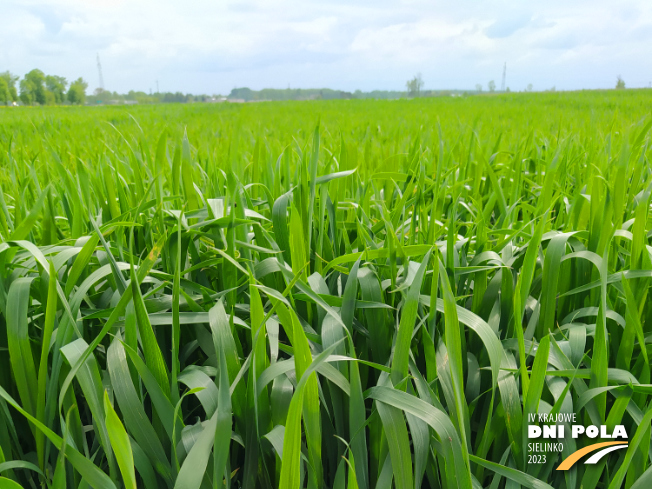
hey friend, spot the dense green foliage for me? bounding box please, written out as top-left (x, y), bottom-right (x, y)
top-left (67, 79), bottom-right (89, 106)
top-left (1, 91), bottom-right (652, 488)
top-left (0, 72), bottom-right (19, 104)
top-left (0, 69), bottom-right (89, 106)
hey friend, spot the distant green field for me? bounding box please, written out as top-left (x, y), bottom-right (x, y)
top-left (1, 90), bottom-right (652, 489)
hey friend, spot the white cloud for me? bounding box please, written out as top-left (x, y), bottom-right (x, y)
top-left (1, 0), bottom-right (651, 94)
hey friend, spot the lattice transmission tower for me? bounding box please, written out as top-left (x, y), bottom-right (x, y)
top-left (97, 54), bottom-right (105, 92)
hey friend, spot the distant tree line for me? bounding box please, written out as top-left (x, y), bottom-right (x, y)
top-left (0, 68), bottom-right (217, 106)
top-left (0, 69), bottom-right (87, 105)
top-left (86, 90), bottom-right (215, 105)
top-left (228, 87), bottom-right (365, 101)
top-left (9, 68), bottom-right (630, 107)
top-left (227, 86), bottom-right (471, 101)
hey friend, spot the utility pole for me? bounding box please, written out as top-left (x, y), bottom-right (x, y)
top-left (156, 80), bottom-right (159, 93)
top-left (97, 53), bottom-right (105, 92)
top-left (501, 62), bottom-right (507, 92)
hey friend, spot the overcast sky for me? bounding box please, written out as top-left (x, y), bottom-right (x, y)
top-left (3, 0), bottom-right (652, 95)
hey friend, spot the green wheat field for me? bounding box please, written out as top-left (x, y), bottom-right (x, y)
top-left (1, 90), bottom-right (652, 489)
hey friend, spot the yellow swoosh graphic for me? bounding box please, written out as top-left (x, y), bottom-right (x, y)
top-left (556, 442), bottom-right (628, 470)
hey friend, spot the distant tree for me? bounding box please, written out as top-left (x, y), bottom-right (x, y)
top-left (20, 69), bottom-right (47, 105)
top-left (19, 80), bottom-right (34, 105)
top-left (67, 78), bottom-right (88, 105)
top-left (229, 87), bottom-right (255, 101)
top-left (527, 83), bottom-right (533, 92)
top-left (161, 91), bottom-right (192, 103)
top-left (0, 71), bottom-right (19, 101)
top-left (475, 84), bottom-right (483, 92)
top-left (0, 77), bottom-right (9, 105)
top-left (45, 75), bottom-right (67, 104)
top-left (616, 76), bottom-right (626, 90)
top-left (406, 73), bottom-right (424, 97)
top-left (44, 91), bottom-right (56, 105)
top-left (505, 87), bottom-right (511, 93)
top-left (488, 80), bottom-right (496, 92)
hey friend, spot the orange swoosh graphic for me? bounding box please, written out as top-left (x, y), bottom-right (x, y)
top-left (556, 442), bottom-right (628, 470)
